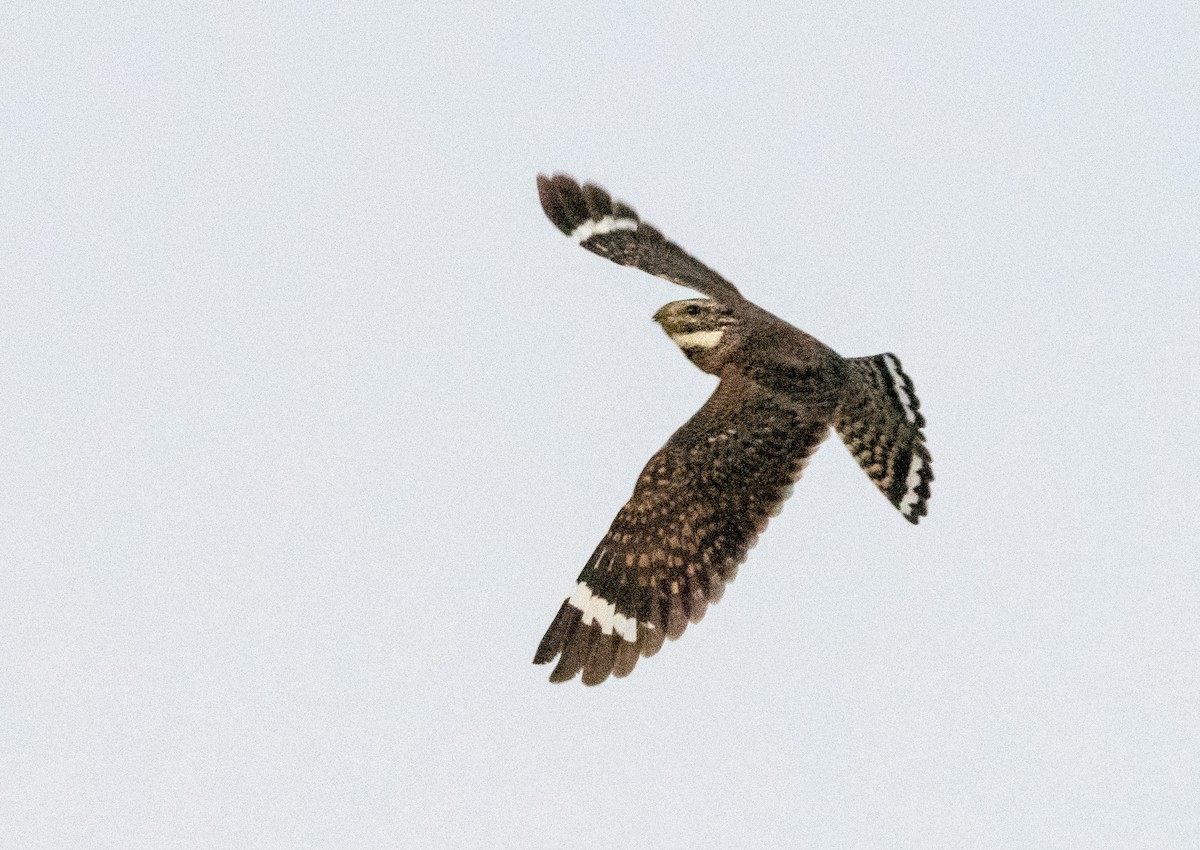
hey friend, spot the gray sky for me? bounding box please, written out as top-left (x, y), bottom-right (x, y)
top-left (3, 3), bottom-right (1198, 848)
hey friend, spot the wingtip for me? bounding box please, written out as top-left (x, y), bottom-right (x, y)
top-left (536, 172), bottom-right (576, 236)
top-left (533, 598), bottom-right (578, 665)
top-left (536, 173), bottom-right (640, 243)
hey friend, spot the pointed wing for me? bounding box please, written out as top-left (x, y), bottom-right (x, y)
top-left (833, 353), bottom-right (933, 523)
top-left (533, 371), bottom-right (830, 685)
top-left (537, 173), bottom-right (744, 304)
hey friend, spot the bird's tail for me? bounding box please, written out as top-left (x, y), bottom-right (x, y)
top-left (833, 353), bottom-right (933, 523)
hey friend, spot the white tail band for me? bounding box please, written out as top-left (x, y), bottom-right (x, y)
top-left (883, 354), bottom-right (918, 424)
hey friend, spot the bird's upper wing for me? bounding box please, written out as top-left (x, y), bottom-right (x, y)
top-left (537, 173), bottom-right (744, 304)
top-left (533, 370), bottom-right (831, 685)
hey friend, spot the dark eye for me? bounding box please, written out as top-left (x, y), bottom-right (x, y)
top-left (685, 304), bottom-right (701, 316)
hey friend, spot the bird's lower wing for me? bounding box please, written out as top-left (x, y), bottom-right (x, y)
top-left (537, 173), bottom-right (744, 304)
top-left (534, 373), bottom-right (830, 685)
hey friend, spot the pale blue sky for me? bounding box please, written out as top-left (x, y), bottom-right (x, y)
top-left (3, 3), bottom-right (1198, 848)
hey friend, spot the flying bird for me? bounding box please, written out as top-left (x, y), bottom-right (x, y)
top-left (533, 174), bottom-right (933, 685)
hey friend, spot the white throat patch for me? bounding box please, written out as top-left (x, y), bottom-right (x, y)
top-left (671, 329), bottom-right (724, 350)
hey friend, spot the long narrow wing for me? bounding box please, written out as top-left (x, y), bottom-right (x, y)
top-left (833, 353), bottom-right (933, 523)
top-left (533, 372), bottom-right (830, 685)
top-left (537, 173), bottom-right (744, 304)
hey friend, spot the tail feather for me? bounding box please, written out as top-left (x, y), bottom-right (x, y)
top-left (835, 353), bottom-right (933, 523)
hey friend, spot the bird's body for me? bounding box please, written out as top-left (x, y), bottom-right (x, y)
top-left (533, 175), bottom-right (933, 685)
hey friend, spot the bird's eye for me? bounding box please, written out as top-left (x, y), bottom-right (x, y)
top-left (685, 304), bottom-right (701, 316)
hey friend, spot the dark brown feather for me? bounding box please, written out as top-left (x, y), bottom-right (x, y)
top-left (582, 632), bottom-right (617, 686)
top-left (613, 638), bottom-right (640, 678)
top-left (535, 175), bottom-right (572, 236)
top-left (639, 622), bottom-right (665, 658)
top-left (550, 620), bottom-right (597, 683)
top-left (532, 599), bottom-right (577, 664)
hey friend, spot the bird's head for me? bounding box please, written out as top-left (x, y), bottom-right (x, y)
top-left (653, 299), bottom-right (740, 372)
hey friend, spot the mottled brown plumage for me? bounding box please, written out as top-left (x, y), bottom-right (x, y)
top-left (533, 174), bottom-right (933, 684)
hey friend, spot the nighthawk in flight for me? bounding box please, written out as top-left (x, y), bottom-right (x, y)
top-left (533, 174), bottom-right (933, 685)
